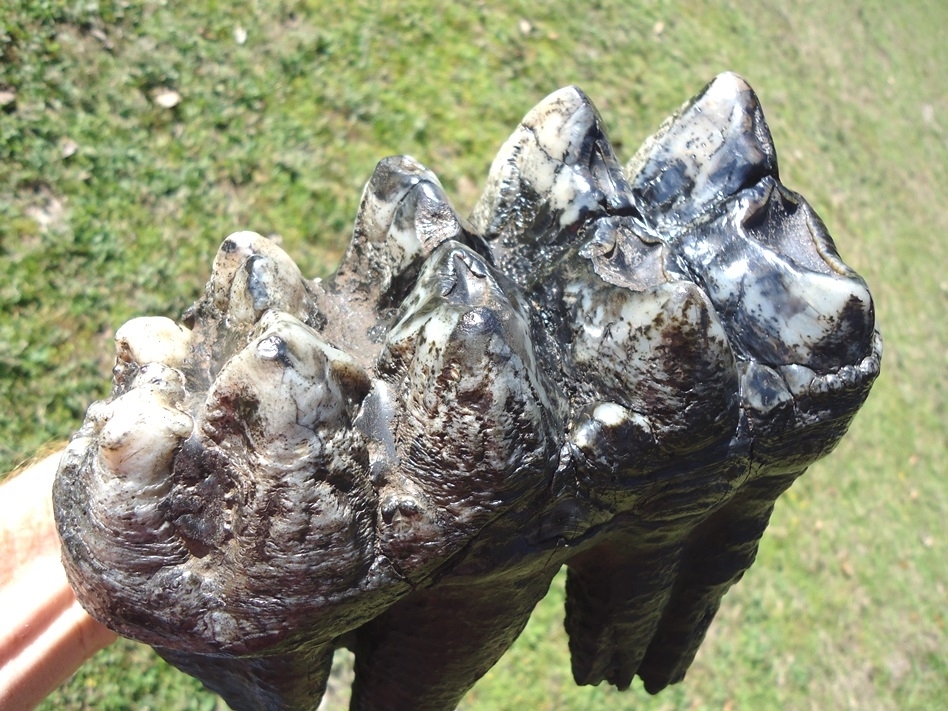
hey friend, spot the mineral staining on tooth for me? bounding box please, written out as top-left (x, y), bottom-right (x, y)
top-left (54, 73), bottom-right (881, 711)
top-left (626, 72), bottom-right (778, 231)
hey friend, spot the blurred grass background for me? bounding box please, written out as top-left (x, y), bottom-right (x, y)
top-left (1, 0), bottom-right (945, 709)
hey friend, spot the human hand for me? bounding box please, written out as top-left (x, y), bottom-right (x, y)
top-left (0, 451), bottom-right (117, 711)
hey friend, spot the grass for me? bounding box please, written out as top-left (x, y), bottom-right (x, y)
top-left (1, 0), bottom-right (945, 708)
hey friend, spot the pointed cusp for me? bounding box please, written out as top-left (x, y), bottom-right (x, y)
top-left (626, 71), bottom-right (778, 230)
top-left (469, 85), bottom-right (634, 284)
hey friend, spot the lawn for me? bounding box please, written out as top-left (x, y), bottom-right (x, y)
top-left (2, 0), bottom-right (945, 709)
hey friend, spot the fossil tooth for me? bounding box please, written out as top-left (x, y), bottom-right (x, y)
top-left (377, 241), bottom-right (560, 582)
top-left (207, 231), bottom-right (312, 323)
top-left (635, 472), bottom-right (800, 694)
top-left (112, 316), bottom-right (192, 390)
top-left (470, 85), bottom-right (635, 284)
top-left (626, 71), bottom-right (778, 231)
top-left (55, 76), bottom-right (880, 711)
top-left (565, 531), bottom-right (684, 690)
top-left (677, 178), bottom-right (875, 371)
top-left (334, 156), bottom-right (481, 308)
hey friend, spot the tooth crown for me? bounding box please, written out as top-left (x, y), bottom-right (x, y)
top-left (54, 72), bottom-right (880, 710)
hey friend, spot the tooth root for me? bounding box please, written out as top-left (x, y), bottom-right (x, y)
top-left (565, 535), bottom-right (684, 690)
top-left (637, 476), bottom-right (798, 693)
top-left (156, 645), bottom-right (336, 711)
top-left (351, 575), bottom-right (555, 711)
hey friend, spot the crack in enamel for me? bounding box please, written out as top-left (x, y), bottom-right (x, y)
top-left (54, 73), bottom-right (881, 711)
